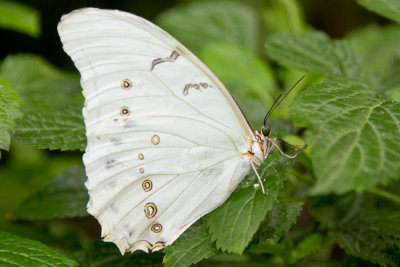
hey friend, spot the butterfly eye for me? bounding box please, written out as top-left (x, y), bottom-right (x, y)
top-left (262, 126), bottom-right (271, 136)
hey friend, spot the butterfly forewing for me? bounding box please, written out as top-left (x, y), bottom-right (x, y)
top-left (58, 8), bottom-right (255, 253)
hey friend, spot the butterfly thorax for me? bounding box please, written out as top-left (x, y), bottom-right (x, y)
top-left (251, 125), bottom-right (274, 162)
top-left (247, 131), bottom-right (265, 165)
top-left (242, 127), bottom-right (272, 196)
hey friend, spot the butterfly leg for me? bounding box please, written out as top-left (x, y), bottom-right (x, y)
top-left (270, 138), bottom-right (302, 159)
top-left (275, 136), bottom-right (307, 150)
top-left (265, 139), bottom-right (273, 158)
top-left (250, 160), bottom-right (267, 195)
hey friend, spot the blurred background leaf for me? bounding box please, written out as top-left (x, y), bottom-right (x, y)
top-left (0, 78), bottom-right (22, 154)
top-left (202, 42), bottom-right (277, 128)
top-left (262, 0), bottom-right (309, 34)
top-left (266, 32), bottom-right (367, 83)
top-left (74, 241), bottom-right (163, 267)
top-left (329, 209), bottom-right (400, 267)
top-left (202, 43), bottom-right (276, 107)
top-left (313, 191), bottom-right (400, 267)
top-left (14, 165), bottom-right (88, 220)
top-left (157, 1), bottom-right (259, 55)
top-left (356, 0), bottom-right (400, 24)
top-left (349, 25), bottom-right (400, 92)
top-left (0, 0), bottom-right (40, 37)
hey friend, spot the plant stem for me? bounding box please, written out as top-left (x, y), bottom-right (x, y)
top-left (364, 188), bottom-right (400, 205)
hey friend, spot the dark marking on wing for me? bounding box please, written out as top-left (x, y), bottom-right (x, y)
top-left (110, 138), bottom-right (124, 146)
top-left (123, 118), bottom-right (137, 129)
top-left (105, 160), bottom-right (115, 169)
top-left (123, 223), bottom-right (135, 238)
top-left (175, 46), bottom-right (186, 56)
top-left (150, 50), bottom-right (180, 71)
top-left (182, 82), bottom-right (213, 96)
top-left (108, 180), bottom-right (117, 188)
top-left (110, 204), bottom-right (119, 214)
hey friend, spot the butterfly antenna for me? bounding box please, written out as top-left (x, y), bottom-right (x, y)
top-left (263, 93), bottom-right (282, 125)
top-left (263, 75), bottom-right (305, 125)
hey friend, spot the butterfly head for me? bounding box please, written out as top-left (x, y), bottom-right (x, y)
top-left (253, 76), bottom-right (306, 160)
top-left (251, 127), bottom-right (271, 161)
top-left (261, 125), bottom-right (271, 137)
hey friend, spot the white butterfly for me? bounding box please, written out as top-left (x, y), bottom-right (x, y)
top-left (57, 8), bottom-right (299, 254)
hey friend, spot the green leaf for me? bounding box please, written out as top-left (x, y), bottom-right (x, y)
top-left (313, 191), bottom-right (400, 266)
top-left (207, 154), bottom-right (293, 254)
top-left (262, 0), bottom-right (308, 33)
top-left (14, 105), bottom-right (86, 151)
top-left (0, 54), bottom-right (81, 111)
top-left (248, 239), bottom-right (292, 261)
top-left (157, 2), bottom-right (259, 54)
top-left (0, 78), bottom-right (22, 152)
top-left (0, 54), bottom-right (85, 151)
top-left (74, 241), bottom-right (163, 267)
top-left (202, 43), bottom-right (276, 106)
top-left (292, 233), bottom-right (324, 263)
top-left (14, 165), bottom-right (88, 219)
top-left (376, 57), bottom-right (400, 94)
top-left (386, 88), bottom-right (400, 101)
top-left (0, 230), bottom-right (78, 267)
top-left (0, 1), bottom-right (40, 37)
top-left (350, 25), bottom-right (400, 68)
top-left (357, 0), bottom-right (400, 24)
top-left (312, 193), bottom-right (366, 229)
top-left (330, 209), bottom-right (400, 267)
top-left (265, 32), bottom-right (366, 83)
top-left (290, 79), bottom-right (400, 194)
top-left (350, 25), bottom-right (400, 92)
top-left (256, 201), bottom-right (304, 242)
top-left (164, 220), bottom-right (216, 267)
top-left (201, 42), bottom-right (277, 129)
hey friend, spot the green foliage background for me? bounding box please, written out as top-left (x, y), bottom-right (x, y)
top-left (0, 0), bottom-right (399, 266)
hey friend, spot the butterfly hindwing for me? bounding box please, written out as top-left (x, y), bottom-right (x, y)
top-left (58, 8), bottom-right (254, 253)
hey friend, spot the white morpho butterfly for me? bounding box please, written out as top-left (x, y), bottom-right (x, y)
top-left (58, 8), bottom-right (304, 254)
